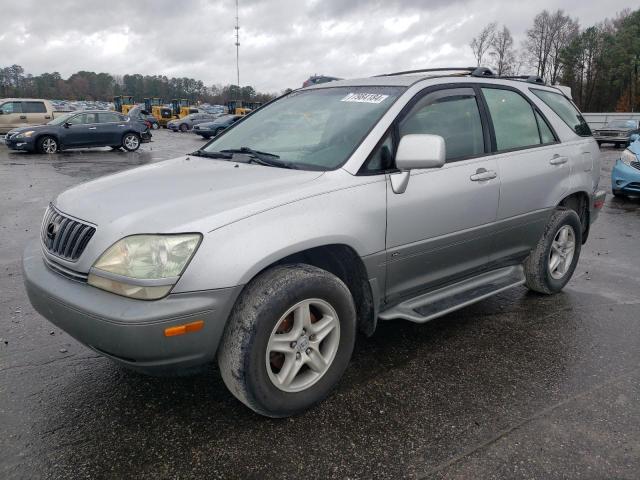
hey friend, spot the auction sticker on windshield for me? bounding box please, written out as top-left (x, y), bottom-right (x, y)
top-left (341, 93), bottom-right (389, 104)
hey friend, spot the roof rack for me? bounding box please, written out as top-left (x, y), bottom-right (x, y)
top-left (376, 67), bottom-right (477, 77)
top-left (376, 66), bottom-right (547, 85)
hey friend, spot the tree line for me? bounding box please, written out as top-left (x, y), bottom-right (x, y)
top-left (0, 66), bottom-right (277, 105)
top-left (470, 7), bottom-right (640, 112)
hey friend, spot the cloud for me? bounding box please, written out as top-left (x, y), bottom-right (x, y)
top-left (0, 0), bottom-right (634, 93)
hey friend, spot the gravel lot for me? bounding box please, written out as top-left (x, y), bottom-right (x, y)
top-left (1, 131), bottom-right (639, 479)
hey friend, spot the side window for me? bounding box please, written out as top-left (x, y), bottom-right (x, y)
top-left (535, 111), bottom-right (555, 144)
top-left (84, 113), bottom-right (99, 124)
top-left (1, 102), bottom-right (22, 114)
top-left (362, 132), bottom-right (395, 173)
top-left (399, 88), bottom-right (485, 161)
top-left (66, 114), bottom-right (84, 125)
top-left (482, 88), bottom-right (541, 151)
top-left (530, 89), bottom-right (591, 136)
top-left (22, 102), bottom-right (47, 113)
top-left (98, 112), bottom-right (120, 123)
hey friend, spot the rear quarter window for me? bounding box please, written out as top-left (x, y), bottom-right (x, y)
top-left (23, 102), bottom-right (47, 113)
top-left (531, 89), bottom-right (591, 137)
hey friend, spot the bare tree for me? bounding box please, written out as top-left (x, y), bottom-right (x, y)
top-left (470, 22), bottom-right (497, 67)
top-left (548, 11), bottom-right (579, 84)
top-left (489, 26), bottom-right (516, 75)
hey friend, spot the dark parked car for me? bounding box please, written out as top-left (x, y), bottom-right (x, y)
top-left (4, 110), bottom-right (151, 153)
top-left (167, 113), bottom-right (219, 132)
top-left (593, 119), bottom-right (640, 148)
top-left (192, 114), bottom-right (241, 139)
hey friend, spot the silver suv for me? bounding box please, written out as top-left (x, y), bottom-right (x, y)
top-left (23, 67), bottom-right (606, 417)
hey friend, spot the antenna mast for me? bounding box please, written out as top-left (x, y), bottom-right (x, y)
top-left (235, 0), bottom-right (240, 91)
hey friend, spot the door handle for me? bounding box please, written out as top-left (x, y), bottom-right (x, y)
top-left (549, 154), bottom-right (568, 165)
top-left (470, 168), bottom-right (497, 182)
top-left (19, 115), bottom-right (27, 120)
top-left (88, 127), bottom-right (97, 130)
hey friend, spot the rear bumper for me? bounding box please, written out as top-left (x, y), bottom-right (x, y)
top-left (611, 160), bottom-right (640, 194)
top-left (594, 134), bottom-right (630, 143)
top-left (22, 240), bottom-right (242, 374)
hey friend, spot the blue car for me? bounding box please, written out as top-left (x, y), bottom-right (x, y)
top-left (612, 133), bottom-right (640, 197)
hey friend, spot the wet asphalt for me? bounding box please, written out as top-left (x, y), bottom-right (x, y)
top-left (1, 131), bottom-right (639, 479)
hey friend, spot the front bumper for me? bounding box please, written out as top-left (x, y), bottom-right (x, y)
top-left (193, 128), bottom-right (213, 136)
top-left (5, 134), bottom-right (36, 151)
top-left (612, 159), bottom-right (640, 194)
top-left (22, 240), bottom-right (242, 374)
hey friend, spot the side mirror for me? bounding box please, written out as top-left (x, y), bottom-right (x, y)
top-left (391, 134), bottom-right (446, 194)
top-left (63, 122), bottom-right (71, 128)
top-left (630, 133), bottom-right (640, 144)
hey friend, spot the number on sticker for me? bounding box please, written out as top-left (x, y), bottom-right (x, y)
top-left (341, 93), bottom-right (389, 104)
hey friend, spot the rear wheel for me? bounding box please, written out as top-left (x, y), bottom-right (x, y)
top-left (524, 209), bottom-right (582, 294)
top-left (218, 264), bottom-right (356, 417)
top-left (179, 123), bottom-right (188, 132)
top-left (37, 136), bottom-right (58, 154)
top-left (121, 133), bottom-right (140, 152)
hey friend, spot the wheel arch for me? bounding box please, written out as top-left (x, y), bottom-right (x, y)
top-left (34, 133), bottom-right (60, 149)
top-left (558, 190), bottom-right (590, 243)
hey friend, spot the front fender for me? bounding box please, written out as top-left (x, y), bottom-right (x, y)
top-left (173, 178), bottom-right (387, 292)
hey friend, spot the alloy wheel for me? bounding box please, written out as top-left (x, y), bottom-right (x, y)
top-left (266, 299), bottom-right (340, 393)
top-left (548, 225), bottom-right (576, 280)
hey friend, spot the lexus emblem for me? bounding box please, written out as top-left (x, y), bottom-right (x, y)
top-left (46, 222), bottom-right (58, 240)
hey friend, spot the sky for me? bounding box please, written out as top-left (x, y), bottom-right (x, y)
top-left (0, 0), bottom-right (633, 93)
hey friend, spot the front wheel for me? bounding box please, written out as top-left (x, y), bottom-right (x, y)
top-left (179, 123), bottom-right (188, 132)
top-left (121, 133), bottom-right (140, 152)
top-left (218, 264), bottom-right (356, 417)
top-left (37, 136), bottom-right (58, 154)
top-left (524, 209), bottom-right (582, 294)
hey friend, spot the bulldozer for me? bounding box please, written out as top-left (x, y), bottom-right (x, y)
top-left (144, 97), bottom-right (166, 124)
top-left (226, 100), bottom-right (261, 116)
top-left (172, 98), bottom-right (199, 118)
top-left (113, 95), bottom-right (136, 115)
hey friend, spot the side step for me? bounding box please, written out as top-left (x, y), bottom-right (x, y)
top-left (378, 265), bottom-right (525, 323)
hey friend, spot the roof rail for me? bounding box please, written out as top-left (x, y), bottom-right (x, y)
top-left (499, 75), bottom-right (546, 85)
top-left (470, 67), bottom-right (496, 77)
top-left (376, 67), bottom-right (476, 77)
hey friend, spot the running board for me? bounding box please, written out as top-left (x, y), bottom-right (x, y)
top-left (378, 266), bottom-right (525, 323)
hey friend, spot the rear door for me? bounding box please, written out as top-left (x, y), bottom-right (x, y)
top-left (385, 86), bottom-right (500, 302)
top-left (22, 101), bottom-right (50, 125)
top-left (98, 112), bottom-right (126, 145)
top-left (479, 86), bottom-right (571, 266)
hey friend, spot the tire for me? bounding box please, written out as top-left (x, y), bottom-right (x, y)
top-left (524, 208), bottom-right (582, 295)
top-left (179, 123), bottom-right (188, 132)
top-left (37, 136), bottom-right (58, 154)
top-left (218, 264), bottom-right (356, 418)
top-left (121, 133), bottom-right (140, 152)
top-left (202, 135), bottom-right (211, 140)
top-left (612, 189), bottom-right (625, 197)
top-left (214, 128), bottom-right (223, 136)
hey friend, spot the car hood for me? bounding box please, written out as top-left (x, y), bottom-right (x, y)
top-left (629, 139), bottom-right (640, 156)
top-left (7, 124), bottom-right (51, 135)
top-left (55, 156), bottom-right (325, 235)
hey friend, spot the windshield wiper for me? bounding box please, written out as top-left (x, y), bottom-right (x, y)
top-left (220, 147), bottom-right (298, 169)
top-left (189, 149), bottom-right (233, 159)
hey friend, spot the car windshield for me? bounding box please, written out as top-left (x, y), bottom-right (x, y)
top-left (203, 86), bottom-right (404, 170)
top-left (606, 120), bottom-right (636, 129)
top-left (48, 113), bottom-right (75, 125)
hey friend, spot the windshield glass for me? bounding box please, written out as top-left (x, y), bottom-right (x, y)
top-left (48, 113), bottom-right (76, 125)
top-left (606, 120), bottom-right (636, 129)
top-left (203, 86), bottom-right (404, 170)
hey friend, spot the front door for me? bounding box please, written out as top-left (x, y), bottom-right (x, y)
top-left (63, 113), bottom-right (99, 147)
top-left (385, 87), bottom-right (500, 302)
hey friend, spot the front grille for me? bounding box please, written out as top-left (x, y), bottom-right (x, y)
top-left (41, 204), bottom-right (96, 261)
top-left (599, 131), bottom-right (620, 137)
top-left (631, 161), bottom-right (640, 171)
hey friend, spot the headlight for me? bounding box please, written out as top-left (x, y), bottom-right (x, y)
top-left (621, 149), bottom-right (637, 166)
top-left (87, 234), bottom-right (201, 300)
top-left (16, 130), bottom-right (35, 139)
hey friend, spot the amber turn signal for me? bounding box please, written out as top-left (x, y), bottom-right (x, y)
top-left (164, 320), bottom-right (204, 337)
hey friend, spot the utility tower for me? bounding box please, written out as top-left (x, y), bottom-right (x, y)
top-left (235, 0), bottom-right (240, 96)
